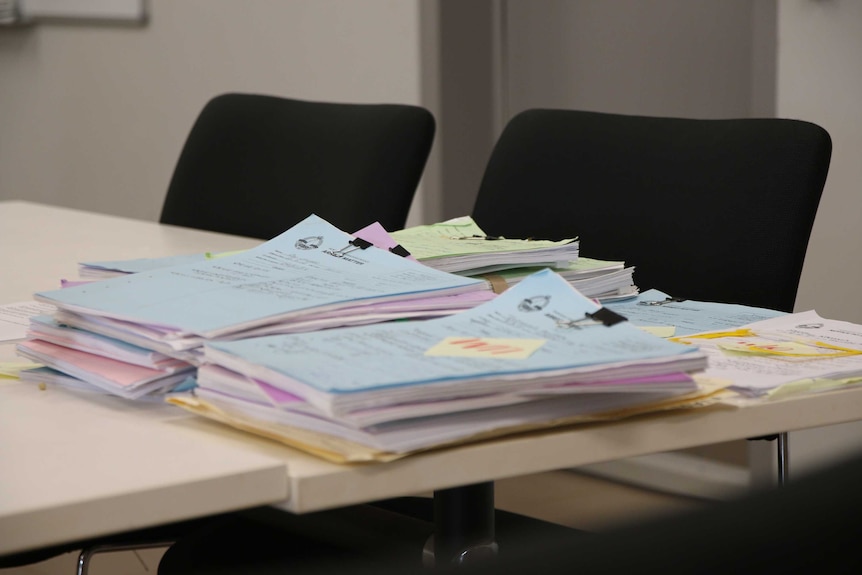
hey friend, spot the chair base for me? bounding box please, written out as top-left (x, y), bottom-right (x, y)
top-left (158, 497), bottom-right (584, 574)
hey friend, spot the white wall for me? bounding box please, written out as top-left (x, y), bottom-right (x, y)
top-left (502, 0), bottom-right (758, 119)
top-left (433, 0), bottom-right (767, 219)
top-left (0, 0), bottom-right (427, 224)
top-left (777, 0), bottom-right (862, 476)
top-left (779, 0), bottom-right (862, 323)
top-left (433, 0), bottom-right (767, 220)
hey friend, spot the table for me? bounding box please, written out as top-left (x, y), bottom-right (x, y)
top-left (4, 201), bottom-right (862, 560)
top-left (0, 201), bottom-right (287, 556)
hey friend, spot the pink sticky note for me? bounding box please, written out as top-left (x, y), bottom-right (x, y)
top-left (352, 222), bottom-right (418, 261)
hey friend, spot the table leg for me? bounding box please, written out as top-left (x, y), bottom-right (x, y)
top-left (424, 481), bottom-right (499, 567)
top-left (777, 431), bottom-right (789, 485)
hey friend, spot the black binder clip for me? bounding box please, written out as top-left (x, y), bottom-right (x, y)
top-left (556, 307), bottom-right (627, 329)
top-left (389, 244), bottom-right (411, 258)
top-left (638, 297), bottom-right (687, 307)
top-left (349, 237), bottom-right (373, 250)
top-left (326, 237), bottom-right (373, 258)
top-left (453, 234), bottom-right (505, 240)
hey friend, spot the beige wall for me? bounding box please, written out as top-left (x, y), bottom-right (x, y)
top-left (779, 0), bottom-right (862, 323)
top-left (431, 0), bottom-right (768, 221)
top-left (502, 0), bottom-right (760, 119)
top-left (0, 0), bottom-right (426, 223)
top-left (777, 0), bottom-right (862, 475)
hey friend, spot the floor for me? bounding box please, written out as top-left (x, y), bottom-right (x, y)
top-left (1, 469), bottom-right (707, 575)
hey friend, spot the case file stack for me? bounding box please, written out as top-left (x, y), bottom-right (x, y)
top-left (170, 270), bottom-right (714, 462)
top-left (19, 215), bottom-right (489, 398)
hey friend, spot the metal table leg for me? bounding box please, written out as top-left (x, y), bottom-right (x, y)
top-left (777, 431), bottom-right (789, 486)
top-left (424, 482), bottom-right (499, 567)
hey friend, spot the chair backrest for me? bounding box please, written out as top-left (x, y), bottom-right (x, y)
top-left (472, 109), bottom-right (831, 311)
top-left (160, 93), bottom-right (435, 239)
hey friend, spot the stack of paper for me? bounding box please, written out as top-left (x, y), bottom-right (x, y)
top-left (34, 215), bottom-right (488, 354)
top-left (78, 252), bottom-right (214, 279)
top-left (391, 216), bottom-right (580, 274)
top-left (20, 216), bottom-right (490, 398)
top-left (16, 316), bottom-right (194, 399)
top-left (671, 310), bottom-right (862, 402)
top-left (391, 216), bottom-right (636, 301)
top-left (170, 270), bottom-right (711, 461)
top-left (492, 259), bottom-right (636, 302)
top-left (604, 289), bottom-right (787, 337)
top-left (76, 222), bottom-right (412, 280)
top-left (0, 301), bottom-right (56, 343)
top-left (77, 217), bottom-right (635, 302)
top-left (601, 290), bottom-right (862, 401)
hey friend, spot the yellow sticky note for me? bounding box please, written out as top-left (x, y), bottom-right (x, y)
top-left (425, 337), bottom-right (546, 359)
top-left (718, 338), bottom-right (862, 359)
top-left (679, 328), bottom-right (756, 340)
top-left (637, 326), bottom-right (676, 338)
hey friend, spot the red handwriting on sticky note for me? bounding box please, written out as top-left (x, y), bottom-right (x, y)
top-left (424, 337), bottom-right (546, 359)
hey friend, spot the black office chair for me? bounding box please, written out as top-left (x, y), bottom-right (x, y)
top-left (160, 92), bottom-right (436, 237)
top-left (465, 106), bottom-right (831, 532)
top-left (363, 108), bottom-right (832, 565)
top-left (474, 106), bottom-right (830, 473)
top-left (472, 109), bottom-right (831, 312)
top-left (0, 94), bottom-right (435, 575)
top-left (152, 94), bottom-right (438, 574)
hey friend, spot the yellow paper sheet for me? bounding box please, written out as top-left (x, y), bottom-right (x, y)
top-left (391, 216), bottom-right (576, 261)
top-left (168, 377), bottom-right (730, 465)
top-left (0, 361), bottom-right (42, 379)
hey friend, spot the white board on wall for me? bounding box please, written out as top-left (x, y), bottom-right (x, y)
top-left (20, 0), bottom-right (146, 21)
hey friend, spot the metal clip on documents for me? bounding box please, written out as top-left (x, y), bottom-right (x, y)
top-left (638, 297), bottom-right (687, 306)
top-left (388, 244), bottom-right (411, 258)
top-left (349, 237), bottom-right (373, 250)
top-left (556, 307), bottom-right (627, 329)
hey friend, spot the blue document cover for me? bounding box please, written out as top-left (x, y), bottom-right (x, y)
top-left (35, 215), bottom-right (485, 339)
top-left (205, 270), bottom-right (705, 414)
top-left (605, 289), bottom-right (786, 336)
top-left (79, 252), bottom-right (212, 275)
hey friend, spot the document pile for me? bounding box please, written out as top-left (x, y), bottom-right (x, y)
top-left (604, 290), bottom-right (862, 402)
top-left (17, 316), bottom-right (195, 399)
top-left (671, 310), bottom-right (862, 402)
top-left (170, 270), bottom-right (711, 462)
top-left (19, 215), bottom-right (489, 398)
top-left (490, 258), bottom-right (635, 302)
top-left (77, 252), bottom-right (214, 279)
top-left (604, 289), bottom-right (787, 337)
top-left (391, 216), bottom-right (636, 301)
top-left (77, 216), bottom-right (635, 303)
top-left (76, 221), bottom-right (407, 279)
